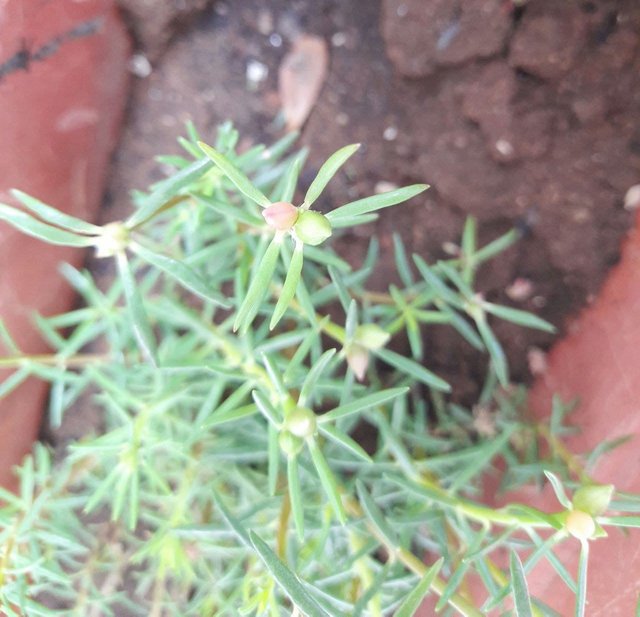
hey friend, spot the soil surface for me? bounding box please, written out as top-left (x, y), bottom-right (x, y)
top-left (102, 0), bottom-right (640, 401)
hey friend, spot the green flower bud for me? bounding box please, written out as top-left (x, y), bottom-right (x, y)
top-left (285, 406), bottom-right (317, 439)
top-left (355, 324), bottom-right (390, 351)
top-left (565, 509), bottom-right (596, 541)
top-left (572, 484), bottom-right (614, 517)
top-left (278, 430), bottom-right (304, 457)
top-left (95, 222), bottom-right (129, 258)
top-left (294, 210), bottom-right (332, 246)
top-left (263, 201), bottom-right (299, 231)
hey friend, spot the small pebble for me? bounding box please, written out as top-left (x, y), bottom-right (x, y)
top-left (257, 9), bottom-right (273, 35)
top-left (336, 112), bottom-right (349, 126)
top-left (442, 241), bottom-right (460, 256)
top-left (331, 32), bottom-right (347, 47)
top-left (269, 33), bottom-right (283, 47)
top-left (397, 3), bottom-right (409, 17)
top-left (246, 59), bottom-right (268, 89)
top-left (495, 139), bottom-right (515, 157)
top-left (624, 184), bottom-right (640, 210)
top-left (383, 126), bottom-right (398, 141)
top-left (527, 347), bottom-right (548, 376)
top-left (128, 54), bottom-right (152, 78)
top-left (374, 181), bottom-right (399, 194)
top-left (506, 277), bottom-right (534, 302)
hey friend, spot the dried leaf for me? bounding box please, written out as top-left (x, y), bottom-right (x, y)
top-left (279, 35), bottom-right (329, 131)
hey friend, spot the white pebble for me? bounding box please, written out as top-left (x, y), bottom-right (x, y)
top-left (383, 126), bottom-right (398, 141)
top-left (246, 60), bottom-right (268, 89)
top-left (128, 54), bottom-right (152, 78)
top-left (624, 184), bottom-right (640, 210)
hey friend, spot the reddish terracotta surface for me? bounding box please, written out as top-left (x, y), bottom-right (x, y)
top-left (0, 0), bottom-right (130, 488)
top-left (514, 210), bottom-right (640, 615)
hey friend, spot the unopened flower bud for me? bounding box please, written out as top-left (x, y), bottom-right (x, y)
top-left (263, 201), bottom-right (299, 231)
top-left (95, 222), bottom-right (129, 258)
top-left (285, 406), bottom-right (317, 439)
top-left (355, 324), bottom-right (390, 351)
top-left (294, 210), bottom-right (332, 246)
top-left (346, 343), bottom-right (369, 381)
top-left (572, 484), bottom-right (614, 517)
top-left (565, 509), bottom-right (596, 540)
top-left (278, 430), bottom-right (304, 457)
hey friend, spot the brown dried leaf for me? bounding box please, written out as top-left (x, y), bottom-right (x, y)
top-left (278, 35), bottom-right (329, 131)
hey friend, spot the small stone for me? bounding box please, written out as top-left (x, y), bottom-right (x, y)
top-left (624, 184), bottom-right (640, 210)
top-left (383, 126), bottom-right (398, 141)
top-left (256, 9), bottom-right (273, 35)
top-left (527, 347), bottom-right (548, 376)
top-left (269, 33), bottom-right (283, 47)
top-left (374, 181), bottom-right (399, 194)
top-left (495, 139), bottom-right (514, 157)
top-left (331, 32), bottom-right (347, 47)
top-left (246, 59), bottom-right (268, 90)
top-left (128, 53), bottom-right (152, 78)
top-left (506, 277), bottom-right (534, 302)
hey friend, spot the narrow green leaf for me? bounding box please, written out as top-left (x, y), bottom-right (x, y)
top-left (393, 232), bottom-right (414, 286)
top-left (318, 425), bottom-right (372, 462)
top-left (288, 455), bottom-right (305, 540)
top-left (483, 302), bottom-right (555, 333)
top-left (205, 403), bottom-right (258, 427)
top-left (252, 390), bottom-right (282, 425)
top-left (298, 348), bottom-right (337, 407)
top-left (328, 213), bottom-right (379, 228)
top-left (413, 255), bottom-right (465, 309)
top-left (394, 558), bottom-right (444, 617)
top-left (308, 440), bottom-right (346, 523)
top-left (198, 141), bottom-right (270, 207)
top-left (11, 190), bottom-right (101, 234)
top-left (131, 242), bottom-right (229, 306)
top-left (213, 492), bottom-right (251, 548)
top-left (575, 541), bottom-right (589, 617)
top-left (0, 204), bottom-right (94, 247)
top-left (543, 471), bottom-right (572, 510)
top-left (374, 348), bottom-right (451, 392)
top-left (510, 552), bottom-right (534, 617)
top-left (194, 194), bottom-right (263, 227)
top-left (475, 317), bottom-right (508, 386)
top-left (115, 252), bottom-right (157, 365)
top-left (304, 144), bottom-right (360, 207)
top-left (435, 560), bottom-right (471, 611)
top-left (327, 184), bottom-right (428, 222)
top-left (475, 228), bottom-right (520, 263)
top-left (320, 387), bottom-right (408, 423)
top-left (268, 424), bottom-right (280, 496)
top-left (271, 241), bottom-right (304, 330)
top-left (280, 151), bottom-right (305, 203)
top-left (0, 367), bottom-right (30, 400)
top-left (356, 480), bottom-right (397, 546)
top-left (126, 158), bottom-right (212, 228)
top-left (235, 235), bottom-right (282, 331)
top-left (249, 531), bottom-right (330, 617)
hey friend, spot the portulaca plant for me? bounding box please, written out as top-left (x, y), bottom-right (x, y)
top-left (0, 122), bottom-right (638, 616)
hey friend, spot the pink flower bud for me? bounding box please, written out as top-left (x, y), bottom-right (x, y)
top-left (346, 344), bottom-right (369, 382)
top-left (263, 201), bottom-right (299, 231)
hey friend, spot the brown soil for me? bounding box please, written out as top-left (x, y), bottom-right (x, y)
top-left (105, 0), bottom-right (640, 398)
